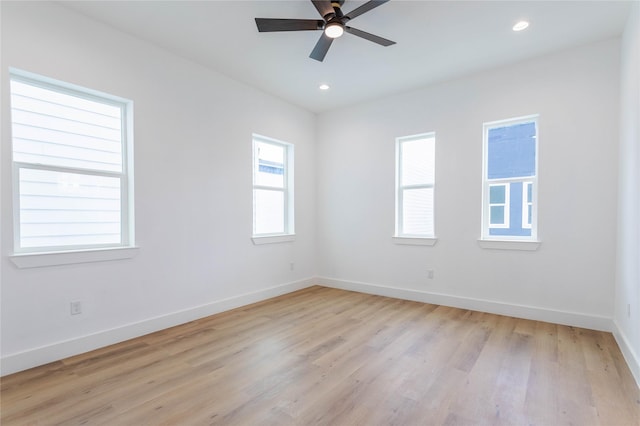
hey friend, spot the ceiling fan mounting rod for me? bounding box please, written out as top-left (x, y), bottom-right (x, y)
top-left (321, 1), bottom-right (344, 22)
top-left (330, 1), bottom-right (344, 20)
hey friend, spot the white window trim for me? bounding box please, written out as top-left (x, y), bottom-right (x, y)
top-left (10, 246), bottom-right (139, 269)
top-left (251, 234), bottom-right (296, 245)
top-left (477, 239), bottom-right (540, 251)
top-left (10, 69), bottom-right (135, 261)
top-left (252, 134), bottom-right (294, 242)
top-left (522, 181), bottom-right (533, 229)
top-left (481, 115), bottom-right (539, 243)
top-left (392, 236), bottom-right (438, 246)
top-left (394, 132), bottom-right (436, 239)
top-left (487, 183), bottom-right (510, 229)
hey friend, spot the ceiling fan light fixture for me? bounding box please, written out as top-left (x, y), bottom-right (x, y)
top-left (324, 22), bottom-right (344, 38)
top-left (512, 21), bottom-right (530, 31)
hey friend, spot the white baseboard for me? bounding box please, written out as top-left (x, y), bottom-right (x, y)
top-left (1, 278), bottom-right (315, 376)
top-left (4, 276), bottom-right (628, 381)
top-left (612, 321), bottom-right (640, 389)
top-left (317, 277), bottom-right (613, 332)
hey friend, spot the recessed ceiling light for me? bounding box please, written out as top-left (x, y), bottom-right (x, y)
top-left (319, 84), bottom-right (330, 91)
top-left (513, 21), bottom-right (530, 32)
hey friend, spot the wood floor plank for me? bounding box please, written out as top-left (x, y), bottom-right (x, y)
top-left (556, 325), bottom-right (600, 424)
top-left (523, 321), bottom-right (560, 425)
top-left (1, 286), bottom-right (638, 425)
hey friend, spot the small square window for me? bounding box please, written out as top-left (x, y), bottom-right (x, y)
top-left (488, 184), bottom-right (510, 228)
top-left (490, 185), bottom-right (505, 203)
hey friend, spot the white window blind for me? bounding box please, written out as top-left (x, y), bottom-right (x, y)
top-left (10, 72), bottom-right (133, 252)
top-left (396, 133), bottom-right (436, 237)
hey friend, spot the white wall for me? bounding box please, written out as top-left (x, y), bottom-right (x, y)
top-left (1, 1), bottom-right (635, 381)
top-left (614, 2), bottom-right (640, 385)
top-left (0, 2), bottom-right (316, 374)
top-left (316, 39), bottom-right (621, 330)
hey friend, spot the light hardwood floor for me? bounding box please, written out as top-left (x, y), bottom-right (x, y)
top-left (1, 286), bottom-right (639, 425)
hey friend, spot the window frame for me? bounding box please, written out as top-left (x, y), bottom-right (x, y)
top-left (522, 181), bottom-right (533, 230)
top-left (481, 115), bottom-right (539, 242)
top-left (251, 134), bottom-right (294, 242)
top-left (488, 183), bottom-right (510, 229)
top-left (9, 70), bottom-right (135, 256)
top-left (394, 132), bottom-right (436, 241)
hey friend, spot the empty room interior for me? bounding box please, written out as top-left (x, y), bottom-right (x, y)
top-left (1, 0), bottom-right (639, 424)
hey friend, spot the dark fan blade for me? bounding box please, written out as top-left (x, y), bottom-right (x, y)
top-left (255, 18), bottom-right (324, 32)
top-left (310, 33), bottom-right (334, 62)
top-left (344, 0), bottom-right (389, 21)
top-left (311, 0), bottom-right (335, 19)
top-left (345, 26), bottom-right (395, 46)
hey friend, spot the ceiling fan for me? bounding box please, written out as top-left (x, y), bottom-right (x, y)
top-left (255, 0), bottom-right (395, 62)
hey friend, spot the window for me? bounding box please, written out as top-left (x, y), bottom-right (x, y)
top-left (482, 115), bottom-right (538, 240)
top-left (489, 184), bottom-right (510, 228)
top-left (252, 135), bottom-right (294, 239)
top-left (395, 133), bottom-right (435, 239)
top-left (10, 71), bottom-right (134, 254)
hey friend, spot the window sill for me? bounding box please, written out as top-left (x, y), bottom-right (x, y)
top-left (252, 234), bottom-right (296, 245)
top-left (10, 246), bottom-right (140, 269)
top-left (477, 239), bottom-right (541, 251)
top-left (393, 236), bottom-right (438, 246)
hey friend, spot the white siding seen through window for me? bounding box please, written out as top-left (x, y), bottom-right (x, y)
top-left (252, 135), bottom-right (294, 237)
top-left (395, 133), bottom-right (435, 238)
top-left (10, 72), bottom-right (133, 252)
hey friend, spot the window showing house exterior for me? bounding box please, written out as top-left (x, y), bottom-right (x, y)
top-left (10, 71), bottom-right (134, 253)
top-left (395, 133), bottom-right (435, 238)
top-left (482, 116), bottom-right (538, 240)
top-left (252, 135), bottom-right (294, 237)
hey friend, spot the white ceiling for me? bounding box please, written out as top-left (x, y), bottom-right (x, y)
top-left (58, 0), bottom-right (633, 113)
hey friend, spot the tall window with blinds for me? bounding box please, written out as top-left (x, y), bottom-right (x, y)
top-left (10, 72), bottom-right (133, 252)
top-left (395, 133), bottom-right (436, 238)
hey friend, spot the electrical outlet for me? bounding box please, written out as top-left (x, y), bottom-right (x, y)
top-left (70, 301), bottom-right (82, 315)
top-left (427, 269), bottom-right (434, 279)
